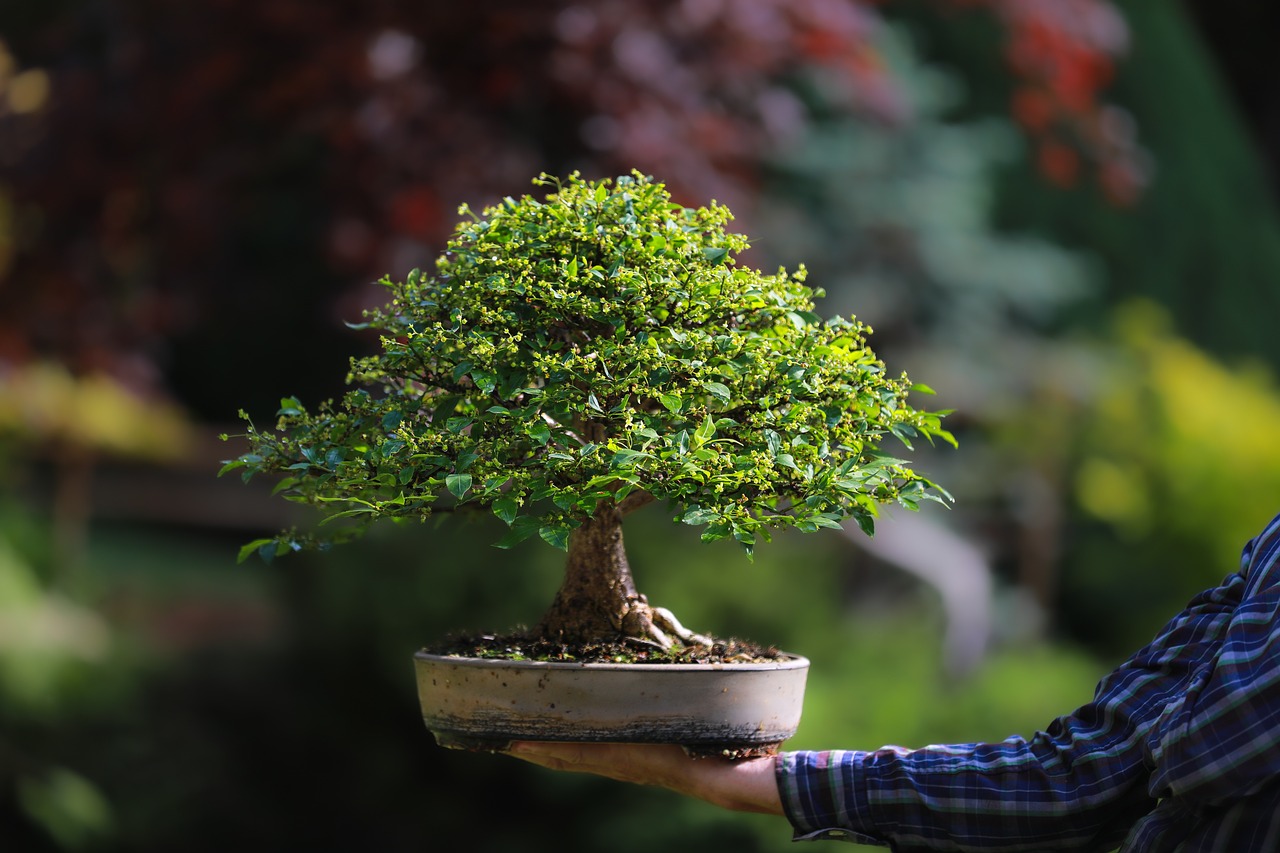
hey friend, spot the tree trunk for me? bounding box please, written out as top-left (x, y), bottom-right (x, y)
top-left (534, 503), bottom-right (657, 644)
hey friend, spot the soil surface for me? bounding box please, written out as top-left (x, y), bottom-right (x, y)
top-left (423, 630), bottom-right (786, 665)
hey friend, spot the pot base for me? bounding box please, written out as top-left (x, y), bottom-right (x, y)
top-left (433, 730), bottom-right (784, 759)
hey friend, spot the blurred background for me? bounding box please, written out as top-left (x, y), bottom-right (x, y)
top-left (2, 1), bottom-right (1279, 850)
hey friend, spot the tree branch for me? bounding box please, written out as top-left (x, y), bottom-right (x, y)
top-left (617, 490), bottom-right (655, 515)
top-left (541, 411), bottom-right (586, 446)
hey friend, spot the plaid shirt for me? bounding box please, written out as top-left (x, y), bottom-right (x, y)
top-left (777, 512), bottom-right (1280, 851)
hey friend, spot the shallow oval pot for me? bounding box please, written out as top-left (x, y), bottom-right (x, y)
top-left (414, 651), bottom-right (809, 755)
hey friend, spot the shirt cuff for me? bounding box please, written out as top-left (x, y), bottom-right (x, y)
top-left (775, 750), bottom-right (889, 846)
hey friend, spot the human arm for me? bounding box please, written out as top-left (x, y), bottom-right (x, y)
top-left (506, 721), bottom-right (1157, 850)
top-left (1144, 516), bottom-right (1280, 805)
top-left (505, 584), bottom-right (1232, 851)
top-left (505, 577), bottom-right (1237, 851)
top-left (507, 741), bottom-right (783, 815)
top-left (772, 569), bottom-right (1250, 851)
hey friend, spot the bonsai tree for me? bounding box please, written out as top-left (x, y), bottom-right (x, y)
top-left (223, 172), bottom-right (953, 651)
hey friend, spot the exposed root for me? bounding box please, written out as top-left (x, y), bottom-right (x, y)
top-left (622, 636), bottom-right (669, 653)
top-left (650, 605), bottom-right (713, 647)
top-left (619, 596), bottom-right (714, 650)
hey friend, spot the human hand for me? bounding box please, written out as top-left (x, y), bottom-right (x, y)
top-left (506, 741), bottom-right (783, 816)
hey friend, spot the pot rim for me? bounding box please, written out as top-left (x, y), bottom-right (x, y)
top-left (413, 649), bottom-right (809, 673)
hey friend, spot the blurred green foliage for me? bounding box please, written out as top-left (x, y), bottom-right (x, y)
top-left (0, 363), bottom-right (190, 461)
top-left (0, 538), bottom-right (109, 711)
top-left (1074, 302), bottom-right (1280, 566)
top-left (1016, 302), bottom-right (1280, 652)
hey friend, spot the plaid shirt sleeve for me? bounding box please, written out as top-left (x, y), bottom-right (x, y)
top-left (1144, 514), bottom-right (1280, 805)
top-left (776, 513), bottom-right (1280, 851)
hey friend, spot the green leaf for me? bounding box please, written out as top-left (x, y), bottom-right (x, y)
top-left (446, 473), bottom-right (473, 499)
top-left (611, 448), bottom-right (649, 467)
top-left (237, 538), bottom-right (277, 564)
top-left (270, 477), bottom-right (298, 496)
top-left (700, 522), bottom-right (731, 543)
top-left (925, 425), bottom-right (959, 449)
top-left (808, 513), bottom-right (845, 531)
top-left (277, 396), bottom-right (305, 416)
top-left (704, 382), bottom-right (731, 404)
top-left (702, 246), bottom-right (729, 264)
top-left (492, 495), bottom-right (519, 525)
top-left (494, 516), bottom-right (541, 549)
top-left (681, 506), bottom-right (719, 526)
top-left (658, 393), bottom-right (682, 413)
top-left (693, 414), bottom-right (716, 447)
top-left (539, 524), bottom-right (571, 550)
top-left (318, 507), bottom-right (378, 525)
top-left (528, 422), bottom-right (551, 446)
top-left (852, 511), bottom-right (876, 537)
top-left (498, 369), bottom-right (528, 398)
top-left (889, 422), bottom-right (917, 449)
top-left (433, 395), bottom-right (461, 422)
top-left (217, 459), bottom-right (246, 477)
top-left (471, 369), bottom-right (497, 395)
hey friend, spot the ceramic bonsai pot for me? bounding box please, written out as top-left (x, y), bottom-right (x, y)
top-left (414, 651), bottom-right (810, 755)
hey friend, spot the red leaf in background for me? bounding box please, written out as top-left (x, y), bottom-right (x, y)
top-left (1037, 140), bottom-right (1082, 187)
top-left (1011, 87), bottom-right (1055, 132)
top-left (388, 186), bottom-right (442, 242)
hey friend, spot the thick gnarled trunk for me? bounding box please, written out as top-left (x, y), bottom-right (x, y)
top-left (535, 500), bottom-right (713, 649)
top-left (535, 504), bottom-right (656, 644)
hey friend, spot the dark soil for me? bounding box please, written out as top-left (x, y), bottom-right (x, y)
top-left (423, 630), bottom-right (785, 665)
